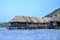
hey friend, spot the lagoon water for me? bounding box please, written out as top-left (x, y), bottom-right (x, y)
top-left (0, 28), bottom-right (60, 40)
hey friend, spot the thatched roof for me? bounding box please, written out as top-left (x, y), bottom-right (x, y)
top-left (10, 16), bottom-right (26, 22)
top-left (37, 18), bottom-right (44, 23)
top-left (10, 16), bottom-right (51, 23)
top-left (30, 17), bottom-right (39, 23)
top-left (42, 17), bottom-right (51, 23)
top-left (50, 14), bottom-right (60, 21)
top-left (23, 16), bottom-right (32, 22)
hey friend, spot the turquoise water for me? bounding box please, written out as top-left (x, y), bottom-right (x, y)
top-left (0, 28), bottom-right (60, 40)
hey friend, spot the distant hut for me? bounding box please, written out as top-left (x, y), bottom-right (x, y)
top-left (9, 16), bottom-right (51, 29)
top-left (49, 14), bottom-right (60, 29)
top-left (9, 16), bottom-right (27, 29)
top-left (42, 17), bottom-right (51, 27)
top-left (37, 17), bottom-right (51, 28)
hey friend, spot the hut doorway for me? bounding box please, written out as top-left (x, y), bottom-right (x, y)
top-left (57, 22), bottom-right (60, 26)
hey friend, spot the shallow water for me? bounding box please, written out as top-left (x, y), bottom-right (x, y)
top-left (0, 28), bottom-right (60, 40)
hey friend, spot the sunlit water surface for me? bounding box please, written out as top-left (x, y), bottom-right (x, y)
top-left (0, 28), bottom-right (60, 40)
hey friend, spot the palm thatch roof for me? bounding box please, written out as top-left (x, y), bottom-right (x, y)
top-left (37, 18), bottom-right (44, 23)
top-left (10, 16), bottom-right (26, 22)
top-left (10, 16), bottom-right (51, 23)
top-left (23, 16), bottom-right (32, 22)
top-left (42, 17), bottom-right (51, 23)
top-left (30, 17), bottom-right (39, 23)
top-left (50, 14), bottom-right (60, 21)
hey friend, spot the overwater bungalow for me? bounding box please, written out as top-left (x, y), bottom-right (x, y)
top-left (49, 14), bottom-right (60, 29)
top-left (9, 16), bottom-right (51, 29)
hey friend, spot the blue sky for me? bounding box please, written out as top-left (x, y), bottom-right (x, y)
top-left (0, 0), bottom-right (60, 22)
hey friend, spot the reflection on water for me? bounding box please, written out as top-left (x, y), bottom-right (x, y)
top-left (0, 27), bottom-right (60, 40)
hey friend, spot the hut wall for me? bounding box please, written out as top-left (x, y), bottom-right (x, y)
top-left (49, 21), bottom-right (60, 29)
top-left (27, 23), bottom-right (49, 28)
top-left (50, 21), bottom-right (57, 26)
top-left (28, 23), bottom-right (38, 27)
top-left (10, 22), bottom-right (26, 27)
